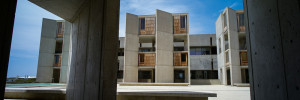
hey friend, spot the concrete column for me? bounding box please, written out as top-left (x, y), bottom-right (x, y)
top-left (124, 13), bottom-right (139, 82)
top-left (60, 21), bottom-right (72, 83)
top-left (244, 0), bottom-right (300, 100)
top-left (155, 10), bottom-right (174, 83)
top-left (66, 0), bottom-right (120, 100)
top-left (36, 18), bottom-right (57, 83)
top-left (227, 8), bottom-right (241, 85)
top-left (0, 0), bottom-right (17, 99)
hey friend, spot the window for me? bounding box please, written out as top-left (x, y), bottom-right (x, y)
top-left (238, 13), bottom-right (245, 27)
top-left (139, 48), bottom-right (151, 52)
top-left (117, 71), bottom-right (123, 79)
top-left (55, 41), bottom-right (63, 53)
top-left (140, 18), bottom-right (145, 30)
top-left (223, 13), bottom-right (227, 28)
top-left (140, 54), bottom-right (144, 63)
top-left (55, 55), bottom-right (59, 64)
top-left (181, 53), bottom-right (186, 62)
top-left (191, 70), bottom-right (218, 79)
top-left (218, 38), bottom-right (222, 53)
top-left (190, 47), bottom-right (210, 55)
top-left (174, 47), bottom-right (184, 51)
top-left (180, 16), bottom-right (186, 28)
top-left (211, 47), bottom-right (217, 54)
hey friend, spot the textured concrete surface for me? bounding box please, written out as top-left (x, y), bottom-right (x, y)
top-left (60, 21), bottom-right (72, 83)
top-left (124, 13), bottom-right (139, 82)
top-left (244, 0), bottom-right (300, 99)
top-left (36, 18), bottom-right (57, 83)
top-left (5, 85), bottom-right (250, 100)
top-left (155, 10), bottom-right (174, 83)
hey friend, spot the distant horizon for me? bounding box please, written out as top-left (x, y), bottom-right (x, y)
top-left (7, 0), bottom-right (243, 77)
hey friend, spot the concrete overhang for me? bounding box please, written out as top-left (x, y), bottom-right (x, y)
top-left (29, 0), bottom-right (87, 22)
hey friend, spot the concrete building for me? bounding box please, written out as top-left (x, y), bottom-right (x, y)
top-left (189, 34), bottom-right (219, 85)
top-left (36, 18), bottom-right (72, 83)
top-left (123, 10), bottom-right (190, 83)
top-left (216, 7), bottom-right (249, 85)
top-left (118, 34), bottom-right (218, 85)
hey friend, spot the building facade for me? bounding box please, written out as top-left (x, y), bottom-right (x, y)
top-left (123, 10), bottom-right (190, 83)
top-left (216, 7), bottom-right (249, 85)
top-left (36, 18), bottom-right (72, 83)
top-left (118, 34), bottom-right (218, 85)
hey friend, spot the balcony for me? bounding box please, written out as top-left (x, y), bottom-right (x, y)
top-left (54, 55), bottom-right (62, 67)
top-left (138, 53), bottom-right (155, 66)
top-left (240, 50), bottom-right (248, 66)
top-left (174, 52), bottom-right (188, 66)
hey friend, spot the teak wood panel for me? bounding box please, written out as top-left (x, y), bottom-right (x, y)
top-left (140, 17), bottom-right (155, 35)
top-left (173, 15), bottom-right (187, 34)
top-left (240, 51), bottom-right (248, 66)
top-left (173, 52), bottom-right (188, 66)
top-left (57, 34), bottom-right (64, 38)
top-left (57, 22), bottom-right (65, 34)
top-left (138, 53), bottom-right (155, 66)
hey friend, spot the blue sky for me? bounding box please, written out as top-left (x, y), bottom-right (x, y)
top-left (7, 0), bottom-right (243, 77)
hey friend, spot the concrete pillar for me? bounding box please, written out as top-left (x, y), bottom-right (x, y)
top-left (60, 21), bottom-right (72, 83)
top-left (244, 0), bottom-right (300, 100)
top-left (0, 0), bottom-right (17, 99)
top-left (124, 13), bottom-right (139, 82)
top-left (66, 0), bottom-right (120, 100)
top-left (155, 10), bottom-right (174, 83)
top-left (36, 18), bottom-right (57, 83)
top-left (227, 8), bottom-right (242, 85)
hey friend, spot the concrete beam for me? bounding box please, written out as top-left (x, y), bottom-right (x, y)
top-left (0, 0), bottom-right (17, 99)
top-left (29, 0), bottom-right (87, 22)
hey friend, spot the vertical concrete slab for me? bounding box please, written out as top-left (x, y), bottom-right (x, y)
top-left (156, 10), bottom-right (174, 83)
top-left (124, 13), bottom-right (139, 82)
top-left (0, 0), bottom-right (17, 99)
top-left (60, 21), bottom-right (72, 83)
top-left (67, 0), bottom-right (120, 100)
top-left (277, 0), bottom-right (300, 99)
top-left (244, 0), bottom-right (293, 99)
top-left (36, 18), bottom-right (57, 83)
top-left (227, 8), bottom-right (242, 85)
top-left (216, 14), bottom-right (227, 85)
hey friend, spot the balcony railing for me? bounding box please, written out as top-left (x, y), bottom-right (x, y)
top-left (54, 55), bottom-right (62, 67)
top-left (240, 50), bottom-right (248, 66)
top-left (138, 53), bottom-right (155, 66)
top-left (57, 34), bottom-right (64, 38)
top-left (174, 52), bottom-right (188, 66)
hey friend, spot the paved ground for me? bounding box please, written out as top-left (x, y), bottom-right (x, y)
top-left (117, 85), bottom-right (251, 100)
top-left (5, 85), bottom-right (250, 100)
